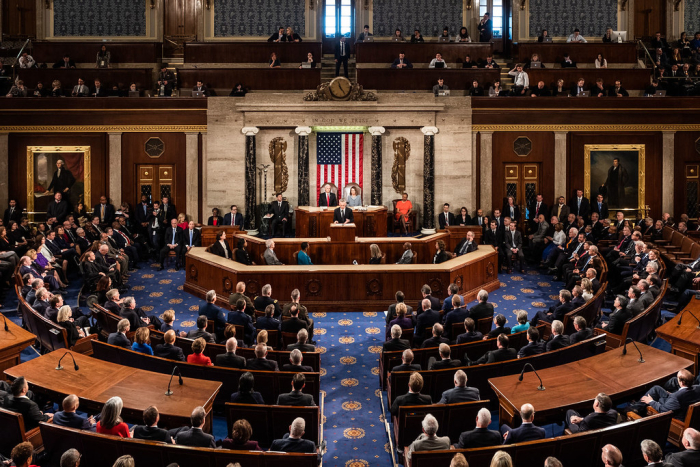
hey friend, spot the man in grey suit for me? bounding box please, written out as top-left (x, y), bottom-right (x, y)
top-left (276, 373), bottom-right (316, 406)
top-left (264, 239), bottom-right (284, 265)
top-left (438, 370), bottom-right (480, 404)
top-left (504, 222), bottom-right (525, 273)
top-left (406, 414), bottom-right (451, 463)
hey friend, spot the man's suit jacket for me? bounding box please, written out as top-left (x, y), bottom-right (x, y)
top-left (454, 238), bottom-right (478, 256)
top-left (504, 230), bottom-right (523, 250)
top-left (503, 422), bottom-right (546, 444)
top-left (174, 427), bottom-right (216, 448)
top-left (133, 425), bottom-right (172, 443)
top-left (518, 341), bottom-right (544, 358)
top-left (640, 291), bottom-right (654, 310)
top-left (456, 331), bottom-right (484, 344)
top-left (390, 392), bottom-right (432, 415)
top-left (282, 363), bottom-right (314, 372)
top-left (591, 201), bottom-right (609, 220)
top-left (469, 302), bottom-right (495, 322)
top-left (665, 448), bottom-right (700, 466)
top-left (46, 200), bottom-right (69, 223)
top-left (107, 332), bottom-right (131, 348)
top-left (648, 386), bottom-right (700, 420)
top-left (2, 395), bottom-right (49, 430)
top-left (438, 212), bottom-right (457, 229)
top-left (546, 334), bottom-right (570, 351)
top-left (551, 301), bottom-right (575, 322)
top-left (53, 410), bottom-right (92, 430)
top-left (429, 358), bottom-right (462, 370)
top-left (415, 309), bottom-right (441, 339)
top-left (627, 299), bottom-right (645, 317)
top-left (287, 342), bottom-right (316, 352)
top-left (161, 204), bottom-right (177, 223)
top-left (3, 207), bottom-right (22, 225)
top-left (134, 202), bottom-right (151, 225)
top-left (550, 204), bottom-right (571, 222)
top-left (383, 338), bottom-right (410, 352)
top-left (269, 434), bottom-right (318, 455)
top-left (93, 203), bottom-right (115, 225)
top-left (319, 192), bottom-right (338, 207)
top-left (53, 59), bottom-right (76, 68)
top-left (455, 427), bottom-right (502, 449)
top-left (227, 310), bottom-right (256, 337)
top-left (277, 390), bottom-right (316, 406)
top-left (334, 42), bottom-right (349, 61)
top-left (439, 386), bottom-right (480, 404)
top-left (443, 307), bottom-right (470, 338)
top-left (477, 347), bottom-right (517, 364)
top-left (391, 58), bottom-right (414, 68)
top-left (215, 352), bottom-right (246, 369)
top-left (333, 206), bottom-right (354, 223)
top-left (120, 307), bottom-right (146, 330)
top-left (528, 201), bottom-right (548, 220)
top-left (569, 197), bottom-right (591, 218)
top-left (281, 316), bottom-right (309, 335)
top-left (607, 307), bottom-right (633, 334)
top-left (223, 212), bottom-right (244, 228)
top-left (391, 363), bottom-right (422, 373)
top-left (421, 336), bottom-right (450, 349)
top-left (417, 295), bottom-right (442, 313)
top-left (163, 226), bottom-right (183, 246)
top-left (154, 343), bottom-right (186, 361)
top-left (502, 204), bottom-right (521, 223)
top-left (569, 328), bottom-right (593, 344)
top-left (246, 357), bottom-right (279, 371)
top-left (572, 409), bottom-right (618, 432)
top-left (269, 200), bottom-right (290, 220)
top-left (483, 228), bottom-right (503, 249)
top-left (210, 240), bottom-right (232, 259)
top-left (182, 229), bottom-right (201, 248)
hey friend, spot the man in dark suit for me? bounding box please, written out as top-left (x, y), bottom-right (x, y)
top-left (120, 297), bottom-right (149, 329)
top-left (281, 305), bottom-right (310, 335)
top-left (386, 291), bottom-right (415, 325)
top-left (475, 334), bottom-right (517, 364)
top-left (223, 205), bottom-right (244, 228)
top-left (455, 318), bottom-right (484, 344)
top-left (147, 201), bottom-right (166, 253)
top-left (269, 418), bottom-right (322, 464)
top-left (502, 198), bottom-right (520, 225)
top-left (470, 290), bottom-right (495, 322)
top-left (517, 327), bottom-right (545, 358)
top-left (160, 196), bottom-right (177, 224)
top-left (569, 189), bottom-right (591, 220)
top-left (228, 298), bottom-right (257, 345)
top-left (46, 192), bottom-right (69, 224)
top-left (334, 37), bottom-right (349, 78)
top-left (132, 406), bottom-right (173, 443)
top-left (181, 220), bottom-right (201, 266)
top-left (565, 393), bottom-right (618, 433)
top-left (545, 320), bottom-right (570, 351)
top-left (438, 369), bottom-right (480, 404)
top-left (415, 298), bottom-right (440, 346)
top-left (591, 194), bottom-right (609, 220)
top-left (282, 349), bottom-right (313, 372)
top-left (391, 349), bottom-right (422, 373)
top-left (550, 196), bottom-right (570, 223)
top-left (569, 316), bottom-right (593, 344)
top-left (269, 193), bottom-right (290, 237)
top-left (428, 344), bottom-right (462, 370)
top-left (52, 394), bottom-right (95, 430)
top-left (390, 372), bottom-right (432, 415)
top-left (287, 329), bottom-right (316, 352)
top-left (94, 196), bottom-right (115, 226)
top-left (153, 330), bottom-right (186, 361)
top-left (500, 403), bottom-right (546, 444)
top-left (277, 373), bottom-right (316, 406)
top-left (2, 377), bottom-right (53, 430)
top-left (665, 428), bottom-right (700, 466)
top-left (531, 289), bottom-right (575, 326)
top-left (200, 289), bottom-right (227, 342)
top-left (454, 231), bottom-right (478, 256)
top-left (53, 54), bottom-right (76, 68)
top-left (417, 284), bottom-right (441, 312)
top-left (246, 344), bottom-right (279, 371)
top-left (600, 294), bottom-right (633, 335)
top-left (443, 296), bottom-right (470, 340)
top-left (3, 199), bottom-right (22, 226)
top-left (640, 369), bottom-right (700, 420)
top-left (332, 198), bottom-right (354, 224)
top-left (454, 408), bottom-right (501, 449)
top-left (390, 52), bottom-right (413, 69)
top-left (215, 338), bottom-right (247, 369)
top-left (158, 218), bottom-right (182, 271)
top-left (383, 324), bottom-right (411, 352)
top-left (421, 323), bottom-right (450, 349)
top-left (318, 184), bottom-right (338, 207)
top-left (438, 203), bottom-right (456, 229)
top-left (134, 195), bottom-right (152, 238)
top-left (527, 194), bottom-right (548, 228)
top-left (173, 407), bottom-right (215, 448)
top-left (504, 222), bottom-right (525, 273)
top-left (487, 314), bottom-right (512, 338)
top-left (107, 319), bottom-right (131, 348)
top-left (483, 221), bottom-right (504, 268)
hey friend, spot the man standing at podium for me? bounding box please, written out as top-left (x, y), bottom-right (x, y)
top-left (319, 184), bottom-right (338, 207)
top-left (333, 199), bottom-right (354, 224)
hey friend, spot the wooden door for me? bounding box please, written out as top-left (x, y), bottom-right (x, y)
top-left (2, 0), bottom-right (36, 38)
top-left (163, 0), bottom-right (198, 38)
top-left (137, 165), bottom-right (175, 206)
top-left (503, 163), bottom-right (540, 226)
top-left (634, 0), bottom-right (666, 39)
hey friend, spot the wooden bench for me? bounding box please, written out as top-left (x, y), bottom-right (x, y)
top-left (30, 41), bottom-right (161, 64)
top-left (176, 68), bottom-right (321, 92)
top-left (541, 282), bottom-right (607, 335)
top-left (15, 68), bottom-right (153, 95)
top-left (526, 69), bottom-right (653, 91)
top-left (224, 403), bottom-right (319, 448)
top-left (0, 407), bottom-right (42, 457)
top-left (357, 68), bottom-right (500, 91)
top-left (628, 400), bottom-right (700, 447)
top-left (91, 340), bottom-right (320, 405)
top-left (184, 42), bottom-right (322, 64)
top-left (39, 422), bottom-right (318, 467)
top-left (408, 410), bottom-right (672, 467)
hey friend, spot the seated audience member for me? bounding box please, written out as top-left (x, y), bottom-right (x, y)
top-left (601, 444), bottom-right (623, 467)
top-left (59, 449), bottom-right (81, 467)
top-left (369, 243), bottom-right (384, 264)
top-left (432, 78), bottom-right (449, 96)
top-left (665, 428), bottom-right (700, 465)
top-left (264, 239), bottom-right (284, 265)
top-left (565, 393), bottom-right (618, 433)
top-left (268, 26), bottom-right (286, 42)
top-left (545, 320), bottom-right (570, 351)
top-left (268, 53), bottom-right (281, 68)
top-left (53, 54), bottom-right (76, 68)
top-left (282, 304), bottom-right (309, 336)
top-left (288, 328), bottom-right (315, 352)
top-left (131, 327), bottom-right (153, 355)
top-left (3, 376), bottom-right (53, 429)
top-left (476, 333), bottom-right (517, 364)
top-left (645, 79), bottom-right (662, 96)
top-left (286, 26), bottom-right (301, 42)
top-left (531, 289), bottom-right (574, 326)
top-left (247, 343), bottom-right (279, 371)
top-left (523, 53), bottom-right (544, 69)
top-left (357, 24), bottom-right (372, 41)
top-left (456, 26), bottom-right (472, 42)
top-left (429, 53), bottom-right (448, 69)
top-left (595, 53), bottom-right (608, 68)
top-left (221, 419), bottom-right (262, 451)
top-left (230, 83), bottom-right (247, 97)
top-left (71, 78), bottom-right (89, 97)
top-left (438, 369), bottom-right (480, 403)
top-left (256, 304), bottom-right (281, 331)
top-left (54, 394), bottom-right (95, 429)
top-left (561, 53), bottom-right (577, 68)
top-left (470, 80), bottom-right (485, 96)
top-left (489, 80), bottom-right (504, 96)
top-left (571, 78), bottom-right (588, 97)
top-left (500, 403), bottom-right (546, 443)
top-left (422, 322), bottom-right (450, 348)
top-left (602, 27), bottom-right (613, 42)
top-left (481, 55), bottom-right (500, 69)
top-left (511, 310), bottom-right (530, 334)
top-left (216, 337), bottom-right (246, 368)
top-left (569, 316), bottom-right (593, 343)
top-left (638, 440), bottom-right (665, 466)
top-left (471, 289), bottom-right (495, 321)
top-left (454, 408), bottom-right (501, 449)
top-left (600, 294), bottom-right (632, 334)
top-left (406, 414), bottom-right (451, 463)
top-left (638, 369), bottom-right (700, 420)
top-left (107, 318), bottom-right (131, 349)
top-left (463, 55), bottom-right (478, 68)
top-left (433, 239), bottom-right (452, 263)
top-left (508, 64), bottom-right (529, 96)
top-left (154, 329), bottom-right (186, 361)
top-left (210, 230), bottom-right (232, 258)
top-left (282, 348), bottom-right (313, 372)
top-left (391, 52), bottom-right (413, 69)
top-left (530, 81), bottom-right (551, 97)
top-left (207, 207), bottom-right (224, 226)
top-left (518, 327), bottom-right (544, 358)
top-left (384, 324), bottom-right (410, 351)
top-left (10, 442), bottom-right (35, 467)
top-left (551, 79), bottom-right (568, 96)
top-left (230, 372), bottom-right (265, 404)
top-left (592, 78), bottom-right (607, 97)
top-left (397, 242), bottom-right (414, 264)
top-left (132, 406), bottom-right (173, 443)
top-left (390, 372), bottom-right (432, 415)
top-left (456, 317), bottom-right (484, 344)
top-left (428, 343), bottom-right (462, 370)
top-left (387, 302), bottom-right (412, 339)
top-left (567, 28), bottom-right (587, 43)
top-left (391, 349), bottom-right (421, 373)
top-left (487, 314), bottom-right (511, 338)
top-left (277, 373), bottom-right (316, 406)
top-left (411, 29), bottom-right (424, 43)
top-left (96, 396), bottom-right (130, 437)
top-left (56, 305), bottom-right (87, 347)
top-left (269, 417), bottom-right (322, 463)
top-left (18, 52), bottom-right (36, 68)
top-left (200, 289), bottom-right (227, 342)
top-left (6, 80), bottom-right (28, 97)
top-left (228, 298), bottom-right (256, 345)
top-left (192, 80), bottom-right (210, 97)
top-left (297, 241), bottom-right (313, 264)
top-left (454, 231), bottom-right (478, 256)
top-left (187, 337), bottom-right (213, 366)
top-left (174, 407), bottom-right (215, 448)
top-left (93, 78), bottom-right (108, 97)
top-left (181, 314), bottom-right (215, 342)
top-left (33, 82), bottom-right (48, 97)
top-left (537, 29), bottom-right (549, 42)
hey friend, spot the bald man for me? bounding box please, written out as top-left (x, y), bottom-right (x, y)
top-left (52, 394), bottom-right (95, 430)
top-left (601, 444), bottom-right (622, 467)
top-left (665, 428), bottom-right (700, 466)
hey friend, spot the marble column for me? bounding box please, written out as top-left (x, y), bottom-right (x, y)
top-left (368, 126), bottom-right (385, 206)
top-left (200, 133), bottom-right (208, 222)
top-left (242, 127), bottom-right (259, 236)
top-left (185, 132), bottom-right (199, 223)
top-left (295, 126), bottom-right (312, 207)
top-left (662, 131), bottom-right (675, 215)
top-left (479, 132), bottom-right (493, 212)
top-left (108, 133), bottom-right (122, 206)
top-left (554, 131), bottom-right (568, 199)
top-left (0, 133), bottom-right (8, 210)
top-left (421, 126), bottom-right (439, 235)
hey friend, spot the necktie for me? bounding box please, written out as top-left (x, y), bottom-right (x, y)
top-left (460, 241), bottom-right (470, 255)
top-left (341, 42), bottom-right (345, 56)
top-left (172, 230), bottom-right (176, 244)
top-left (327, 194), bottom-right (330, 205)
top-left (101, 204), bottom-right (105, 221)
top-left (617, 236), bottom-right (627, 248)
top-left (190, 230), bottom-right (193, 246)
top-left (445, 213), bottom-right (449, 226)
top-left (231, 215), bottom-right (234, 226)
top-left (341, 209), bottom-right (345, 220)
top-left (536, 203), bottom-right (540, 215)
top-left (510, 207), bottom-right (514, 218)
top-left (598, 202), bottom-right (602, 211)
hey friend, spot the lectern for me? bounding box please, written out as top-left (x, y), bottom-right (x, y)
top-left (330, 223), bottom-right (356, 242)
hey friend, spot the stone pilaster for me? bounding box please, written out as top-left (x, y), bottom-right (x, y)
top-left (479, 132), bottom-right (493, 212)
top-left (185, 132), bottom-right (199, 223)
top-left (368, 126), bottom-right (385, 206)
top-left (421, 126), bottom-right (438, 235)
top-left (0, 133), bottom-right (8, 210)
top-left (554, 131), bottom-right (568, 200)
top-left (108, 132), bottom-right (122, 205)
top-left (242, 127), bottom-right (259, 235)
top-left (295, 126), bottom-right (312, 207)
top-left (662, 131), bottom-right (675, 215)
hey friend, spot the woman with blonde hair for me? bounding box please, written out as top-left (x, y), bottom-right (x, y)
top-left (581, 278), bottom-right (595, 301)
top-left (132, 327), bottom-right (153, 355)
top-left (369, 244), bottom-right (383, 264)
top-left (57, 305), bottom-right (86, 347)
top-left (177, 213), bottom-right (188, 230)
top-left (112, 455), bottom-right (134, 467)
top-left (387, 303), bottom-right (412, 339)
top-left (160, 309), bottom-right (175, 332)
top-left (256, 329), bottom-right (273, 351)
top-left (490, 451), bottom-right (513, 467)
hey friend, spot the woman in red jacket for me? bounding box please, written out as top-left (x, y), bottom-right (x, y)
top-left (187, 337), bottom-right (213, 366)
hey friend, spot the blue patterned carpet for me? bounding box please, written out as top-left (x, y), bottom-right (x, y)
top-left (0, 261), bottom-right (675, 467)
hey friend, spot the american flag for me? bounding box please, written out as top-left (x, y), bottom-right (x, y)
top-left (316, 132), bottom-right (363, 204)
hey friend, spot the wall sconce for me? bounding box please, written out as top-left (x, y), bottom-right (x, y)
top-left (45, 0), bottom-right (51, 9)
top-left (150, 0), bottom-right (155, 9)
top-left (310, 0), bottom-right (314, 10)
top-left (205, 0), bottom-right (210, 9)
top-left (466, 0), bottom-right (472, 10)
top-left (520, 0), bottom-right (527, 11)
top-left (620, 0), bottom-right (628, 11)
top-left (673, 0), bottom-right (682, 11)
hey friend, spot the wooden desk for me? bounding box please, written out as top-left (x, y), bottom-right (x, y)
top-left (356, 68), bottom-right (500, 91)
top-left (0, 312), bottom-right (36, 381)
top-left (656, 300), bottom-right (700, 374)
top-left (527, 69), bottom-right (653, 91)
top-left (184, 41), bottom-right (322, 63)
top-left (488, 344), bottom-right (693, 427)
top-left (15, 68), bottom-right (153, 94)
top-left (440, 226), bottom-right (483, 252)
top-left (295, 206), bottom-right (387, 237)
top-left (199, 226), bottom-right (241, 248)
top-left (515, 42), bottom-right (638, 64)
top-left (355, 42), bottom-right (493, 64)
top-left (176, 68), bottom-right (322, 91)
top-left (4, 350), bottom-right (221, 433)
top-left (329, 223), bottom-right (356, 242)
top-left (31, 41), bottom-right (161, 64)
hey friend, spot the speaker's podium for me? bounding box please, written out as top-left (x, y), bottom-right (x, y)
top-left (330, 223), bottom-right (356, 242)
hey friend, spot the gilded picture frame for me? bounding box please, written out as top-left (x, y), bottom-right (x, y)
top-left (584, 144), bottom-right (644, 217)
top-left (26, 146), bottom-right (91, 221)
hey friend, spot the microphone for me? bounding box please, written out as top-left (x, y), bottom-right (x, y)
top-left (518, 363), bottom-right (545, 391)
top-left (165, 366), bottom-right (183, 396)
top-left (677, 309), bottom-right (700, 329)
top-left (622, 338), bottom-right (645, 363)
top-left (3, 314), bottom-right (8, 332)
top-left (55, 351), bottom-right (79, 371)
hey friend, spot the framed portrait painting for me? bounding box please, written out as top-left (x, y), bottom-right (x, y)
top-left (26, 146), bottom-right (91, 221)
top-left (584, 145), bottom-right (645, 217)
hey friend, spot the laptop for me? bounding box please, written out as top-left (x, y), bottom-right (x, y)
top-left (301, 62), bottom-right (313, 68)
top-left (438, 90), bottom-right (450, 96)
top-left (128, 91), bottom-right (140, 97)
top-left (543, 36), bottom-right (553, 43)
top-left (577, 91), bottom-right (590, 97)
top-left (192, 90), bottom-right (205, 98)
top-left (364, 36), bottom-right (374, 42)
top-left (392, 36), bottom-right (403, 42)
top-left (434, 61), bottom-right (445, 69)
top-left (655, 90), bottom-right (667, 97)
top-left (438, 36), bottom-right (451, 42)
top-left (530, 61), bottom-right (541, 68)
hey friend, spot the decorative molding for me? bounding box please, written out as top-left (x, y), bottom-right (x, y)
top-left (520, 0), bottom-right (527, 10)
top-left (295, 126), bottom-right (312, 136)
top-left (620, 0), bottom-right (628, 11)
top-left (304, 81), bottom-right (377, 101)
top-left (306, 279), bottom-right (322, 296)
top-left (673, 0), bottom-right (682, 12)
top-left (269, 137), bottom-right (289, 194)
top-left (473, 124), bottom-right (700, 132)
top-left (366, 278), bottom-right (382, 296)
top-left (245, 280), bottom-right (261, 295)
top-left (391, 137), bottom-right (411, 194)
top-left (0, 125), bottom-right (207, 133)
top-left (368, 126), bottom-right (385, 136)
top-left (420, 126), bottom-right (439, 136)
top-left (241, 127), bottom-right (259, 136)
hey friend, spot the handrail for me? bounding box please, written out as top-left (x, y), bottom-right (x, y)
top-left (637, 39), bottom-right (655, 70)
